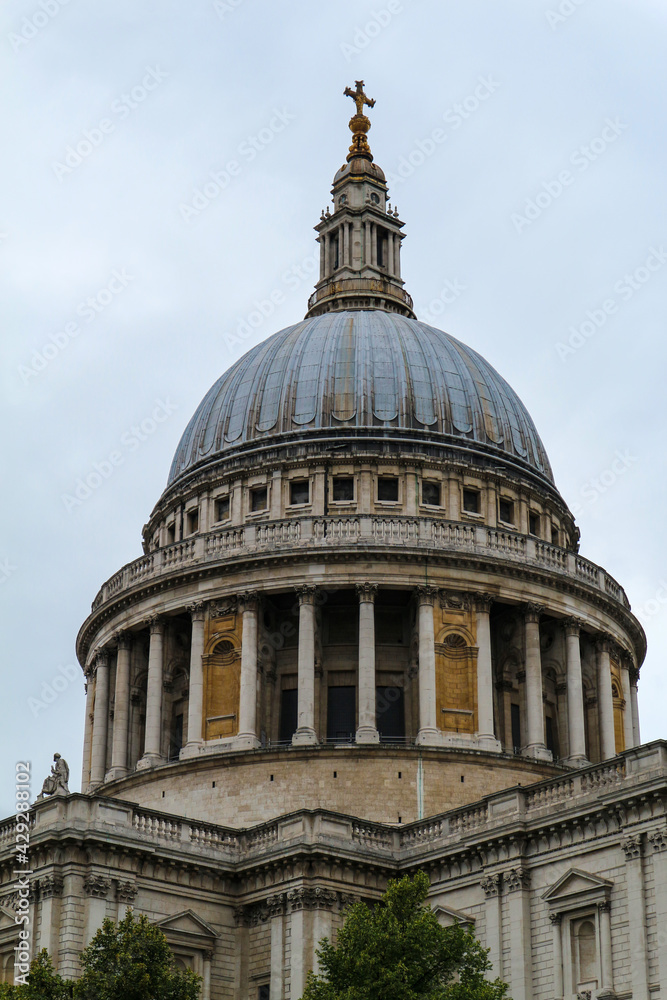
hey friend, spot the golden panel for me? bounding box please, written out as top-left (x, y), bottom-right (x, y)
top-left (611, 661), bottom-right (625, 754)
top-left (204, 608), bottom-right (242, 740)
top-left (435, 607), bottom-right (477, 735)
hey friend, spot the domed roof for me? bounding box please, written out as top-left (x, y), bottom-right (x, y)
top-left (168, 311), bottom-right (553, 488)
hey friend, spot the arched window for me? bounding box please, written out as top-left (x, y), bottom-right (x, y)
top-left (571, 916), bottom-right (598, 988)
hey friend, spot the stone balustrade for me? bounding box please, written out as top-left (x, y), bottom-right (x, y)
top-left (90, 515), bottom-right (630, 614)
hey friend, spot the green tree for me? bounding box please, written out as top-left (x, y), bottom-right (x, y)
top-left (0, 950), bottom-right (69, 998)
top-left (302, 870), bottom-right (510, 1000)
top-left (74, 911), bottom-right (200, 1000)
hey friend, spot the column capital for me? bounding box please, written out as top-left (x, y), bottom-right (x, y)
top-left (145, 614), bottom-right (165, 635)
top-left (548, 911), bottom-right (562, 924)
top-left (113, 630), bottom-right (132, 651)
top-left (84, 873), bottom-right (111, 898)
top-left (480, 873), bottom-right (501, 897)
top-left (416, 585), bottom-right (438, 606)
top-left (648, 827), bottom-right (667, 853)
top-left (562, 617), bottom-right (584, 637)
top-left (356, 582), bottom-right (378, 603)
top-left (622, 834), bottom-right (642, 860)
top-left (595, 633), bottom-right (613, 654)
top-left (523, 603), bottom-right (544, 624)
top-left (505, 866), bottom-right (531, 892)
top-left (598, 899), bottom-right (612, 912)
top-left (295, 585), bottom-right (318, 606)
top-left (629, 665), bottom-right (640, 685)
top-left (187, 601), bottom-right (206, 621)
top-left (238, 591), bottom-right (259, 613)
top-left (95, 648), bottom-right (110, 669)
top-left (473, 592), bottom-right (494, 613)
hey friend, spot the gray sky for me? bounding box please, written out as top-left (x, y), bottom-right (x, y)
top-left (1, 0), bottom-right (665, 814)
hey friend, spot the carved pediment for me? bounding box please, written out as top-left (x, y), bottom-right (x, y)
top-left (154, 910), bottom-right (218, 948)
top-left (433, 904), bottom-right (475, 927)
top-left (542, 868), bottom-right (612, 910)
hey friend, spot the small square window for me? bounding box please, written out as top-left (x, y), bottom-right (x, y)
top-left (186, 509), bottom-right (199, 534)
top-left (250, 486), bottom-right (268, 512)
top-left (377, 477), bottom-right (399, 502)
top-left (166, 523), bottom-right (175, 544)
top-left (462, 488), bottom-right (480, 514)
top-left (529, 512), bottom-right (540, 536)
top-left (289, 480), bottom-right (310, 505)
top-left (215, 496), bottom-right (230, 522)
top-left (499, 498), bottom-right (514, 524)
top-left (332, 477), bottom-right (354, 502)
top-left (551, 526), bottom-right (559, 546)
top-left (422, 481), bottom-right (441, 506)
top-left (258, 986), bottom-right (270, 1000)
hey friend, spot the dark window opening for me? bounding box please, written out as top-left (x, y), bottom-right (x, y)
top-left (327, 686), bottom-right (356, 742)
top-left (290, 480), bottom-right (310, 505)
top-left (529, 512), bottom-right (540, 536)
top-left (332, 233), bottom-right (340, 270)
top-left (279, 688), bottom-right (298, 743)
top-left (511, 703), bottom-right (521, 753)
top-left (332, 477), bottom-right (354, 501)
top-left (215, 496), bottom-right (230, 522)
top-left (463, 488), bottom-right (480, 514)
top-left (499, 498), bottom-right (514, 524)
top-left (378, 477), bottom-right (399, 502)
top-left (166, 523), bottom-right (176, 544)
top-left (186, 509), bottom-right (199, 535)
top-left (251, 486), bottom-right (268, 512)
top-left (422, 481), bottom-right (441, 506)
top-left (376, 687), bottom-right (405, 742)
top-left (551, 526), bottom-right (559, 546)
top-left (377, 228), bottom-right (387, 267)
top-left (546, 716), bottom-right (555, 756)
top-left (258, 986), bottom-right (270, 1000)
top-left (169, 713), bottom-right (183, 761)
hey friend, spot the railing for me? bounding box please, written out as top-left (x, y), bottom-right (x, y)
top-left (132, 808), bottom-right (181, 840)
top-left (89, 515), bottom-right (631, 613)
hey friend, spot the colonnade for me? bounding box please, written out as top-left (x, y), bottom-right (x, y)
top-left (319, 222), bottom-right (402, 277)
top-left (83, 588), bottom-right (639, 790)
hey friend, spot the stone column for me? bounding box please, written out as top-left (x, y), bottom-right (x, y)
top-left (89, 651), bottom-right (110, 788)
top-left (356, 583), bottom-right (379, 743)
top-left (523, 605), bottom-right (550, 759)
top-left (83, 874), bottom-right (111, 945)
top-left (596, 636), bottom-right (616, 760)
top-left (395, 233), bottom-right (402, 278)
top-left (387, 229), bottom-right (395, 275)
top-left (138, 616), bottom-right (165, 768)
top-left (563, 618), bottom-right (587, 766)
top-left (598, 900), bottom-right (614, 995)
top-left (505, 867), bottom-right (532, 1000)
top-left (622, 835), bottom-right (649, 1000)
top-left (481, 874), bottom-right (502, 978)
top-left (319, 234), bottom-right (326, 280)
top-left (182, 603), bottom-right (206, 757)
top-left (630, 666), bottom-right (641, 745)
top-left (416, 586), bottom-right (441, 746)
top-left (108, 632), bottom-right (132, 779)
top-left (620, 659), bottom-right (635, 750)
top-left (549, 913), bottom-right (563, 1000)
top-left (81, 668), bottom-right (95, 791)
top-left (293, 586), bottom-right (318, 745)
top-left (371, 223), bottom-right (377, 266)
top-left (236, 591), bottom-right (260, 749)
top-left (648, 827), bottom-right (667, 999)
top-left (474, 594), bottom-right (501, 751)
top-left (202, 951), bottom-right (212, 1000)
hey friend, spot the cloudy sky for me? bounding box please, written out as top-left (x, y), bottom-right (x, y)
top-left (1, 0), bottom-right (665, 814)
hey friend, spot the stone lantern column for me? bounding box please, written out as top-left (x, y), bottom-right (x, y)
top-left (138, 616), bottom-right (165, 768)
top-left (523, 604), bottom-right (550, 760)
top-left (356, 583), bottom-right (379, 743)
top-left (416, 586), bottom-right (441, 746)
top-left (563, 618), bottom-right (587, 766)
top-left (236, 591), bottom-right (261, 749)
top-left (292, 586), bottom-right (318, 745)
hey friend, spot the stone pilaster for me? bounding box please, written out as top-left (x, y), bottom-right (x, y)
top-left (523, 605), bottom-right (551, 760)
top-left (138, 616), bottom-right (166, 768)
top-left (236, 592), bottom-right (261, 749)
top-left (292, 586), bottom-right (318, 745)
top-left (505, 867), bottom-right (532, 1000)
top-left (108, 632), bottom-right (132, 779)
top-left (89, 650), bottom-right (110, 788)
top-left (622, 834), bottom-right (649, 1000)
top-left (474, 594), bottom-right (501, 752)
top-left (356, 583), bottom-right (379, 743)
top-left (182, 602), bottom-right (206, 757)
top-left (416, 586), bottom-right (442, 746)
top-left (481, 872), bottom-right (502, 977)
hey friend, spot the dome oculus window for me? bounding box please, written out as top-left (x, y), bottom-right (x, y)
top-left (215, 496), bottom-right (230, 522)
top-left (289, 480), bottom-right (310, 506)
top-left (499, 498), bottom-right (515, 525)
top-left (250, 486), bottom-right (268, 512)
top-left (370, 192), bottom-right (380, 204)
top-left (377, 477), bottom-right (399, 502)
top-left (422, 481), bottom-right (441, 507)
top-left (332, 477), bottom-right (354, 502)
top-left (462, 488), bottom-right (480, 515)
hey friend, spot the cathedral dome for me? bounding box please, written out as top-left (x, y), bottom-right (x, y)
top-left (167, 310), bottom-right (554, 488)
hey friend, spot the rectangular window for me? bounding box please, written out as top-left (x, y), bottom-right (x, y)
top-left (289, 480), bottom-right (310, 505)
top-left (377, 477), bottom-right (399, 502)
top-left (166, 523), bottom-right (175, 544)
top-left (499, 498), bottom-right (514, 524)
top-left (511, 703), bottom-right (521, 753)
top-left (332, 477), bottom-right (354, 501)
top-left (422, 481), bottom-right (441, 506)
top-left (279, 688), bottom-right (298, 743)
top-left (186, 509), bottom-right (199, 534)
top-left (529, 512), bottom-right (540, 536)
top-left (551, 526), bottom-right (559, 546)
top-left (377, 228), bottom-right (385, 267)
top-left (215, 496), bottom-right (230, 522)
top-left (250, 486), bottom-right (268, 512)
top-left (376, 687), bottom-right (405, 742)
top-left (546, 715), bottom-right (555, 755)
top-left (169, 714), bottom-right (183, 761)
top-left (462, 488), bottom-right (480, 514)
top-left (258, 986), bottom-right (271, 1000)
top-left (327, 686), bottom-right (356, 742)
top-left (332, 232), bottom-right (340, 270)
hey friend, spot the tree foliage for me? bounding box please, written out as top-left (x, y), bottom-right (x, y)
top-left (0, 950), bottom-right (69, 999)
top-left (302, 870), bottom-right (511, 1000)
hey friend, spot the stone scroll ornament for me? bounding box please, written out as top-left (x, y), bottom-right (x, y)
top-left (37, 754), bottom-right (70, 799)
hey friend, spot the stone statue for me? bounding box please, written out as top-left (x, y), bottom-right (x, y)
top-left (38, 754), bottom-right (70, 798)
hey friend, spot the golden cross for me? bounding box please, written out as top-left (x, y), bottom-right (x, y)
top-left (344, 80), bottom-right (376, 117)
